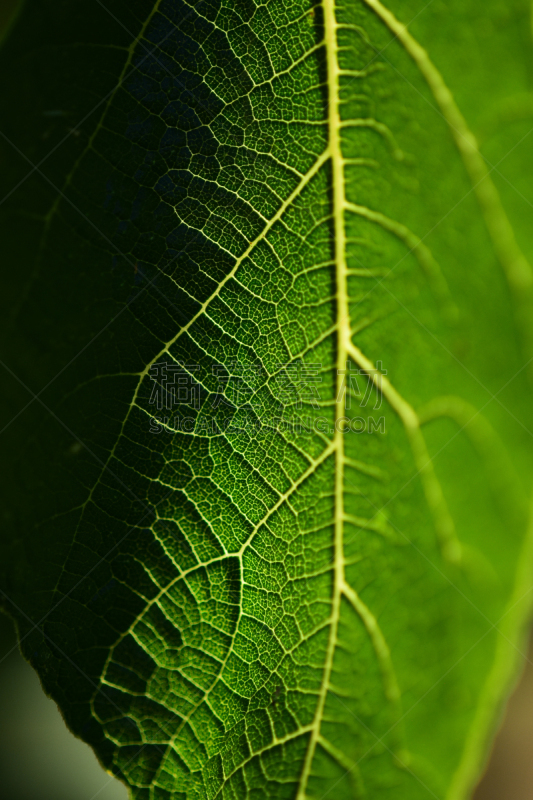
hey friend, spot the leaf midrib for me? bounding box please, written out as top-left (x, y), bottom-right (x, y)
top-left (294, 0), bottom-right (346, 794)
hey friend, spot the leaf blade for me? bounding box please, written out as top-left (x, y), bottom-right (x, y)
top-left (1, 1), bottom-right (533, 798)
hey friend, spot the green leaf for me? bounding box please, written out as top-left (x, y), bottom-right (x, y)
top-left (1, 1), bottom-right (533, 798)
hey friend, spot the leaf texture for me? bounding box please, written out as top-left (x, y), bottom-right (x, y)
top-left (1, 1), bottom-right (533, 799)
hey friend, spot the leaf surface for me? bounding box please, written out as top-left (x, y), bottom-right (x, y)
top-left (1, 1), bottom-right (533, 798)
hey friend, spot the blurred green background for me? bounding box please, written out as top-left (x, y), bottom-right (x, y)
top-left (0, 613), bottom-right (127, 800)
top-left (473, 637), bottom-right (533, 800)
